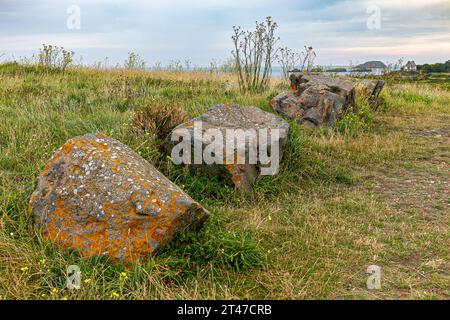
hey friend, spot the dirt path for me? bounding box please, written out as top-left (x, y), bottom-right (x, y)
top-left (361, 125), bottom-right (449, 298)
top-left (373, 128), bottom-right (449, 215)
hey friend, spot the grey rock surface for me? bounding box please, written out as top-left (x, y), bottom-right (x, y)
top-left (167, 104), bottom-right (290, 192)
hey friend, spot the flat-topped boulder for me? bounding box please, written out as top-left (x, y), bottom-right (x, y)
top-left (30, 133), bottom-right (209, 262)
top-left (166, 104), bottom-right (290, 192)
top-left (271, 73), bottom-right (385, 127)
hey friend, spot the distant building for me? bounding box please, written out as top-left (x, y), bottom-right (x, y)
top-left (403, 61), bottom-right (417, 72)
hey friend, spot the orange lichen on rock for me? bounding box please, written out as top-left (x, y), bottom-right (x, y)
top-left (30, 133), bottom-right (209, 262)
top-left (224, 163), bottom-right (243, 188)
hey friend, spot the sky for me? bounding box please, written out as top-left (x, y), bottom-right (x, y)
top-left (1, 0), bottom-right (449, 66)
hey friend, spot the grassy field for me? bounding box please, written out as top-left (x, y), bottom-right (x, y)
top-left (0, 63), bottom-right (448, 299)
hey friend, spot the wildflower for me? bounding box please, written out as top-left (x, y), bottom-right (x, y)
top-left (84, 278), bottom-right (92, 283)
top-left (39, 259), bottom-right (46, 266)
top-left (20, 266), bottom-right (29, 272)
top-left (61, 296), bottom-right (68, 300)
top-left (110, 291), bottom-right (120, 299)
top-left (267, 215), bottom-right (272, 221)
top-left (120, 272), bottom-right (127, 278)
top-left (51, 288), bottom-right (59, 294)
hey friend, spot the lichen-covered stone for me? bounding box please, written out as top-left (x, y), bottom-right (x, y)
top-left (30, 133), bottom-right (209, 262)
top-left (166, 104), bottom-right (290, 192)
top-left (271, 73), bottom-right (385, 127)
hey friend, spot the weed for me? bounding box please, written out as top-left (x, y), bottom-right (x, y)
top-left (131, 100), bottom-right (186, 140)
top-left (123, 52), bottom-right (146, 70)
top-left (37, 44), bottom-right (74, 71)
top-left (336, 97), bottom-right (374, 137)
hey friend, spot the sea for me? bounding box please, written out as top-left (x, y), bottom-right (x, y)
top-left (270, 66), bottom-right (383, 78)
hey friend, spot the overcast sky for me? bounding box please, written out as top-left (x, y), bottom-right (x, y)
top-left (1, 0), bottom-right (449, 66)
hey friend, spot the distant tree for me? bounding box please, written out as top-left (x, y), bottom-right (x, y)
top-left (418, 60), bottom-right (450, 73)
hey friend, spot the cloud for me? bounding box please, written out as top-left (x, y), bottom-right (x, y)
top-left (0, 33), bottom-right (121, 51)
top-left (0, 0), bottom-right (449, 65)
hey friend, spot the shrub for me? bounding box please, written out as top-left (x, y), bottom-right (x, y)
top-left (132, 100), bottom-right (186, 140)
top-left (124, 52), bottom-right (146, 70)
top-left (37, 44), bottom-right (74, 71)
top-left (231, 16), bottom-right (279, 92)
top-left (300, 46), bottom-right (317, 74)
top-left (278, 47), bottom-right (302, 80)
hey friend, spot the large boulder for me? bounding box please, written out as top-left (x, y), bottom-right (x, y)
top-left (30, 133), bottom-right (209, 262)
top-left (166, 104), bottom-right (290, 192)
top-left (271, 73), bottom-right (385, 127)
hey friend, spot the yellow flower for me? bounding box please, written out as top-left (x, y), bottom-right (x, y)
top-left (120, 272), bottom-right (127, 278)
top-left (20, 266), bottom-right (29, 272)
top-left (110, 291), bottom-right (120, 299)
top-left (267, 215), bottom-right (272, 221)
top-left (51, 288), bottom-right (59, 294)
top-left (61, 296), bottom-right (68, 300)
top-left (39, 259), bottom-right (46, 266)
top-left (84, 278), bottom-right (92, 283)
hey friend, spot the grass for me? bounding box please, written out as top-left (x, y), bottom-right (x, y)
top-left (0, 63), bottom-right (448, 299)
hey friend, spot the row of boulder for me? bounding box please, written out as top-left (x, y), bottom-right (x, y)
top-left (29, 74), bottom-right (384, 262)
top-left (271, 72), bottom-right (385, 128)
